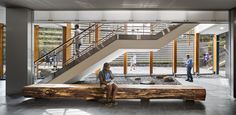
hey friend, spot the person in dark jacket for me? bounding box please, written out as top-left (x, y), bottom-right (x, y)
top-left (98, 63), bottom-right (118, 105)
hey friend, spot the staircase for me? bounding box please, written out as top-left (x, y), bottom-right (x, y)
top-left (35, 23), bottom-right (197, 84)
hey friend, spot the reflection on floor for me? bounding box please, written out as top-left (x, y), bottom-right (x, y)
top-left (0, 76), bottom-right (235, 115)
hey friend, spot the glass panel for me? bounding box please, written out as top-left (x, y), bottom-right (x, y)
top-left (176, 31), bottom-right (194, 74)
top-left (199, 34), bottom-right (213, 74)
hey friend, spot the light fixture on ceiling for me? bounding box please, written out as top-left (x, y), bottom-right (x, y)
top-left (220, 27), bottom-right (224, 30)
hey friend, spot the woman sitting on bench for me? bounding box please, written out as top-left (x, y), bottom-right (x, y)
top-left (98, 63), bottom-right (118, 105)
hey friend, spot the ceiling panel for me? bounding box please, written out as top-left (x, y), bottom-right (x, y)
top-left (0, 0), bottom-right (236, 10)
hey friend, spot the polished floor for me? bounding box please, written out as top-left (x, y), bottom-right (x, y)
top-left (0, 77), bottom-right (236, 115)
top-left (110, 66), bottom-right (225, 77)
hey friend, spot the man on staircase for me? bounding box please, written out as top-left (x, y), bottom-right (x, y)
top-left (74, 24), bottom-right (82, 57)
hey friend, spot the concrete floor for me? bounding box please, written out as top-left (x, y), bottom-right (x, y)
top-left (0, 77), bottom-right (236, 115)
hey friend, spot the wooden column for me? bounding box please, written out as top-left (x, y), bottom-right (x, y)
top-left (213, 34), bottom-right (219, 74)
top-left (0, 24), bottom-right (3, 78)
top-left (172, 39), bottom-right (177, 74)
top-left (194, 33), bottom-right (200, 74)
top-left (150, 51), bottom-right (153, 75)
top-left (123, 52), bottom-right (128, 75)
top-left (95, 23), bottom-right (100, 45)
top-left (63, 23), bottom-right (72, 66)
top-left (34, 25), bottom-right (39, 62)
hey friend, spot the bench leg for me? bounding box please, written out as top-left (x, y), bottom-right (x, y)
top-left (141, 98), bottom-right (150, 104)
top-left (185, 100), bottom-right (195, 104)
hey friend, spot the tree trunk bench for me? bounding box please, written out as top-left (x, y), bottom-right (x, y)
top-left (23, 84), bottom-right (206, 101)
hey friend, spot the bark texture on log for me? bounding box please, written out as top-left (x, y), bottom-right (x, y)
top-left (23, 84), bottom-right (206, 101)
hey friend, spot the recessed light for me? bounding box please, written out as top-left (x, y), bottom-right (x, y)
top-left (220, 27), bottom-right (224, 30)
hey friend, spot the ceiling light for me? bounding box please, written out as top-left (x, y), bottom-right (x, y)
top-left (220, 27), bottom-right (224, 30)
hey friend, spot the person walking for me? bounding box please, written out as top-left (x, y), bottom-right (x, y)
top-left (185, 55), bottom-right (193, 82)
top-left (74, 24), bottom-right (82, 57)
top-left (130, 54), bottom-right (136, 71)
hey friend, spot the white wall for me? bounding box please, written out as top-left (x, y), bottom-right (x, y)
top-left (34, 10), bottom-right (228, 23)
top-left (0, 6), bottom-right (6, 24)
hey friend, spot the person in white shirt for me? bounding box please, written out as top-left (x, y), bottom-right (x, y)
top-left (74, 24), bottom-right (82, 57)
top-left (130, 54), bottom-right (136, 71)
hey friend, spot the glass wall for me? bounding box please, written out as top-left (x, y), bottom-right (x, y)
top-left (199, 34), bottom-right (214, 74)
top-left (176, 31), bottom-right (194, 74)
top-left (218, 32), bottom-right (227, 77)
top-left (153, 42), bottom-right (173, 75)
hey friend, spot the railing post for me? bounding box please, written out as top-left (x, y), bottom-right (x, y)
top-left (35, 62), bottom-right (39, 80)
top-left (194, 33), bottom-right (200, 75)
top-left (34, 25), bottom-right (39, 62)
top-left (124, 23), bottom-right (128, 34)
top-left (95, 23), bottom-right (101, 45)
top-left (0, 23), bottom-right (3, 78)
top-left (150, 23), bottom-right (154, 35)
top-left (172, 39), bottom-right (177, 75)
top-left (89, 23), bottom-right (92, 43)
top-left (63, 23), bottom-right (72, 66)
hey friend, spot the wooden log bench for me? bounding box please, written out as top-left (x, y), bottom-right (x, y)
top-left (23, 84), bottom-right (206, 101)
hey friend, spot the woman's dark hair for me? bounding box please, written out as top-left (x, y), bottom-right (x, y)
top-left (75, 24), bottom-right (79, 29)
top-left (103, 63), bottom-right (110, 70)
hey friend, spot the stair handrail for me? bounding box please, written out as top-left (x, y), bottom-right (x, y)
top-left (79, 26), bottom-right (125, 57)
top-left (34, 23), bottom-right (97, 63)
top-left (62, 25), bottom-right (125, 66)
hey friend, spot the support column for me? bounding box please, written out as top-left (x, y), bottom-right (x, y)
top-left (123, 52), bottom-right (128, 75)
top-left (194, 33), bottom-right (200, 74)
top-left (0, 23), bottom-right (3, 78)
top-left (6, 8), bottom-right (34, 95)
top-left (150, 51), bottom-right (153, 75)
top-left (172, 39), bottom-right (177, 74)
top-left (62, 23), bottom-right (72, 66)
top-left (95, 23), bottom-right (100, 45)
top-left (34, 25), bottom-right (39, 62)
top-left (89, 23), bottom-right (92, 43)
top-left (229, 8), bottom-right (236, 98)
top-left (213, 34), bottom-right (219, 75)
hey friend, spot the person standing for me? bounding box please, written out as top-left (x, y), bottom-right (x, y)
top-left (185, 55), bottom-right (193, 82)
top-left (74, 24), bottom-right (82, 57)
top-left (130, 54), bottom-right (136, 71)
top-left (204, 53), bottom-right (209, 66)
top-left (98, 63), bottom-right (118, 106)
